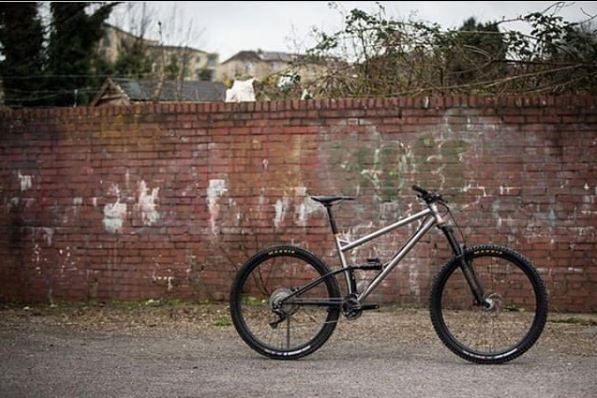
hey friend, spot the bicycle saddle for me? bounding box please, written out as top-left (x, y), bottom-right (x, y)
top-left (310, 196), bottom-right (355, 206)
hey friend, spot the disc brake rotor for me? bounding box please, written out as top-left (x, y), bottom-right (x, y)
top-left (484, 292), bottom-right (503, 315)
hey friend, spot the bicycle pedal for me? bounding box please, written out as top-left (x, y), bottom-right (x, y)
top-left (359, 304), bottom-right (379, 311)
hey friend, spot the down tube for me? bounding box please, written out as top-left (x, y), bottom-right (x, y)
top-left (358, 217), bottom-right (436, 302)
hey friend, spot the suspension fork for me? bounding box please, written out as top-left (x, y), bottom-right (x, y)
top-left (440, 225), bottom-right (487, 306)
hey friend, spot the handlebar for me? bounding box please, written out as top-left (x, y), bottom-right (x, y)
top-left (412, 185), bottom-right (445, 204)
top-left (412, 185), bottom-right (428, 196)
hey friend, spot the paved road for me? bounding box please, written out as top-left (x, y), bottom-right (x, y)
top-left (1, 308), bottom-right (595, 398)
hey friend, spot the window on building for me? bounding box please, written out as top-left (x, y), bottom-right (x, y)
top-left (197, 69), bottom-right (214, 81)
top-left (245, 62), bottom-right (254, 75)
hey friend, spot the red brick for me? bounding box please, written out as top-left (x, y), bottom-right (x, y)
top-left (0, 95), bottom-right (595, 311)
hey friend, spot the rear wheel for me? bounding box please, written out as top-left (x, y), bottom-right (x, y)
top-left (430, 245), bottom-right (548, 364)
top-left (230, 245), bottom-right (341, 359)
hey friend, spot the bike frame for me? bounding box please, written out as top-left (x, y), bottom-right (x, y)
top-left (282, 201), bottom-right (487, 308)
top-left (338, 208), bottom-right (437, 302)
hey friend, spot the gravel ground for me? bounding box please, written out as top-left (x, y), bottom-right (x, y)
top-left (0, 302), bottom-right (595, 398)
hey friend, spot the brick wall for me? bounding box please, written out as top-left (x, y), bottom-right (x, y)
top-left (0, 96), bottom-right (595, 312)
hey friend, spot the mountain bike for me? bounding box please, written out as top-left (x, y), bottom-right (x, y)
top-left (229, 186), bottom-right (548, 364)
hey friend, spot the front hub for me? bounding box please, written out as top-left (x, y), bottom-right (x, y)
top-left (483, 292), bottom-right (503, 315)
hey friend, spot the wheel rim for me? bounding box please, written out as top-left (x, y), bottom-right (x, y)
top-left (236, 255), bottom-right (336, 353)
top-left (439, 253), bottom-right (540, 357)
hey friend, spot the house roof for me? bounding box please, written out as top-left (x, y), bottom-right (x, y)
top-left (91, 77), bottom-right (226, 105)
top-left (102, 23), bottom-right (160, 46)
top-left (259, 51), bottom-right (295, 62)
top-left (102, 23), bottom-right (217, 58)
top-left (146, 44), bottom-right (218, 58)
top-left (221, 49), bottom-right (297, 65)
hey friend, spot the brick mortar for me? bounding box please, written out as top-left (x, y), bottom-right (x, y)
top-left (1, 95), bottom-right (596, 119)
top-left (0, 96), bottom-right (595, 312)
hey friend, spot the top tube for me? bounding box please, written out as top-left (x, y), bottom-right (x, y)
top-left (340, 208), bottom-right (433, 252)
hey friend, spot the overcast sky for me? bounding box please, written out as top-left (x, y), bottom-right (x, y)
top-left (108, 1), bottom-right (597, 61)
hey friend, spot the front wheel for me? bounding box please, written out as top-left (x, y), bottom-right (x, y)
top-left (430, 244), bottom-right (548, 364)
top-left (230, 245), bottom-right (341, 360)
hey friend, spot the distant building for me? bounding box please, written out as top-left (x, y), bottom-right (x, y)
top-left (216, 49), bottom-right (333, 85)
top-left (97, 24), bottom-right (159, 64)
top-left (146, 45), bottom-right (219, 82)
top-left (97, 24), bottom-right (219, 81)
top-left (216, 50), bottom-right (295, 82)
top-left (90, 77), bottom-right (226, 106)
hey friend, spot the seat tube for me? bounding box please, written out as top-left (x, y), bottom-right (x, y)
top-left (326, 205), bottom-right (354, 294)
top-left (334, 235), bottom-right (355, 294)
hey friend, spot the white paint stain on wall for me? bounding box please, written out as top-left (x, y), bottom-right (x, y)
top-left (30, 227), bottom-right (55, 248)
top-left (408, 263), bottom-right (420, 298)
top-left (499, 186), bottom-right (517, 195)
top-left (273, 197), bottom-right (291, 228)
top-left (104, 202), bottom-right (127, 233)
top-left (460, 182), bottom-right (488, 211)
top-left (258, 191), bottom-right (266, 206)
top-left (40, 227), bottom-right (54, 246)
top-left (32, 243), bottom-right (42, 269)
top-left (294, 186), bottom-right (321, 226)
top-left (153, 274), bottom-right (175, 291)
top-left (17, 171), bottom-right (32, 191)
top-left (103, 184), bottom-right (127, 233)
top-left (207, 179), bottom-right (228, 234)
top-left (137, 180), bottom-right (160, 225)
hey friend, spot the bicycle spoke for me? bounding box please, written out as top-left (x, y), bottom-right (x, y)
top-left (234, 250), bottom-right (340, 355)
top-left (229, 188), bottom-right (547, 363)
top-left (438, 251), bottom-right (540, 357)
top-left (286, 316), bottom-right (290, 349)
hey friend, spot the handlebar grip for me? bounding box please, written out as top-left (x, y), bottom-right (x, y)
top-left (412, 185), bottom-right (428, 195)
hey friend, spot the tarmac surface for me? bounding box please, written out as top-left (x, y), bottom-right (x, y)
top-left (1, 303), bottom-right (595, 397)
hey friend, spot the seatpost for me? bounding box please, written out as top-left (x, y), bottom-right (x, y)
top-left (324, 205), bottom-right (338, 234)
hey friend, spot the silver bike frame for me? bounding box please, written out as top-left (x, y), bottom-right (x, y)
top-left (334, 203), bottom-right (447, 303)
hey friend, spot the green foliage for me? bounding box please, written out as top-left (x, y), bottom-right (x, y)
top-left (113, 38), bottom-right (153, 79)
top-left (0, 2), bottom-right (199, 107)
top-left (0, 2), bottom-right (45, 107)
top-left (212, 316), bottom-right (232, 327)
top-left (0, 2), bottom-right (117, 107)
top-left (2, 2), bottom-right (596, 106)
top-left (165, 53), bottom-right (180, 80)
top-left (303, 3), bottom-right (597, 97)
top-left (443, 18), bottom-right (507, 85)
top-left (45, 2), bottom-right (117, 106)
top-left (0, 3), bottom-right (118, 106)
